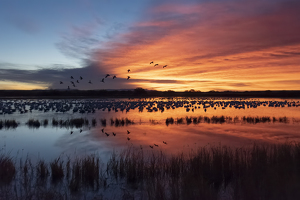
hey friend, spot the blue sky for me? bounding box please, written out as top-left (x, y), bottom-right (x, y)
top-left (0, 0), bottom-right (148, 67)
top-left (0, 0), bottom-right (300, 91)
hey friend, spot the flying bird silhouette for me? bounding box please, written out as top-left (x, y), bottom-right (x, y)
top-left (128, 69), bottom-right (130, 73)
top-left (127, 76), bottom-right (130, 80)
top-left (127, 130), bottom-right (130, 134)
top-left (101, 78), bottom-right (105, 83)
top-left (163, 65), bottom-right (167, 68)
top-left (77, 80), bottom-right (79, 83)
top-left (150, 61), bottom-right (153, 64)
top-left (71, 76), bottom-right (74, 79)
top-left (154, 64), bottom-right (158, 67)
top-left (80, 76), bottom-right (83, 80)
top-left (113, 75), bottom-right (117, 79)
top-left (105, 74), bottom-right (110, 78)
top-left (60, 81), bottom-right (63, 84)
top-left (89, 80), bottom-right (92, 84)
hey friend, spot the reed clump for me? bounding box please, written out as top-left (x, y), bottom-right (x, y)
top-left (50, 158), bottom-right (64, 183)
top-left (100, 119), bottom-right (106, 127)
top-left (0, 155), bottom-right (16, 185)
top-left (52, 118), bottom-right (89, 128)
top-left (110, 118), bottom-right (134, 127)
top-left (26, 119), bottom-right (41, 128)
top-left (0, 119), bottom-right (18, 129)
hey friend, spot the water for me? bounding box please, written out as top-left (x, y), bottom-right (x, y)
top-left (0, 97), bottom-right (300, 162)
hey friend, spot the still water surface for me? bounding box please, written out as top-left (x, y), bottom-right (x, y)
top-left (1, 97), bottom-right (300, 162)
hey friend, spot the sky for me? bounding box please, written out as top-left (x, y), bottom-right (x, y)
top-left (0, 0), bottom-right (300, 91)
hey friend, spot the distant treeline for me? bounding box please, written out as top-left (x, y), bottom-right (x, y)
top-left (0, 88), bottom-right (300, 98)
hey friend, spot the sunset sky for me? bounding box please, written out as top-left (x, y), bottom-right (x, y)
top-left (0, 0), bottom-right (300, 91)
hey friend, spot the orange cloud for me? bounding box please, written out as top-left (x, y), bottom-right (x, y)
top-left (93, 0), bottom-right (300, 91)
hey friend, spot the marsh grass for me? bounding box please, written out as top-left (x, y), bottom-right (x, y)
top-left (51, 118), bottom-right (89, 128)
top-left (0, 119), bottom-right (18, 129)
top-left (110, 118), bottom-right (134, 127)
top-left (50, 158), bottom-right (64, 184)
top-left (2, 143), bottom-right (300, 199)
top-left (0, 155), bottom-right (15, 185)
top-left (165, 116), bottom-right (291, 125)
top-left (26, 119), bottom-right (41, 128)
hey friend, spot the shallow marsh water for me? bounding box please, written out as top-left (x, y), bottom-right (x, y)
top-left (1, 97), bottom-right (300, 162)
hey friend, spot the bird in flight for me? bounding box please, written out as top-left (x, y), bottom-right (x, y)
top-left (71, 76), bottom-right (74, 79)
top-left (88, 80), bottom-right (92, 84)
top-left (80, 76), bottom-right (83, 80)
top-left (113, 132), bottom-right (116, 136)
top-left (154, 64), bottom-right (158, 67)
top-left (127, 137), bottom-right (130, 141)
top-left (127, 130), bottom-right (130, 134)
top-left (128, 69), bottom-right (130, 73)
top-left (60, 81), bottom-right (63, 84)
top-left (71, 81), bottom-right (74, 84)
top-left (113, 75), bottom-right (117, 79)
top-left (150, 61), bottom-right (153, 64)
top-left (163, 65), bottom-right (167, 68)
top-left (127, 76), bottom-right (130, 80)
top-left (105, 74), bottom-right (110, 78)
top-left (101, 78), bottom-right (105, 83)
top-left (77, 80), bottom-right (79, 83)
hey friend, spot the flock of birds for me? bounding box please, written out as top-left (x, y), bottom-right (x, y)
top-left (69, 126), bottom-right (168, 149)
top-left (59, 61), bottom-right (168, 90)
top-left (98, 127), bottom-right (168, 149)
top-left (1, 99), bottom-right (299, 115)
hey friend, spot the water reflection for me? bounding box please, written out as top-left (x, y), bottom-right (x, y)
top-left (0, 97), bottom-right (300, 161)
